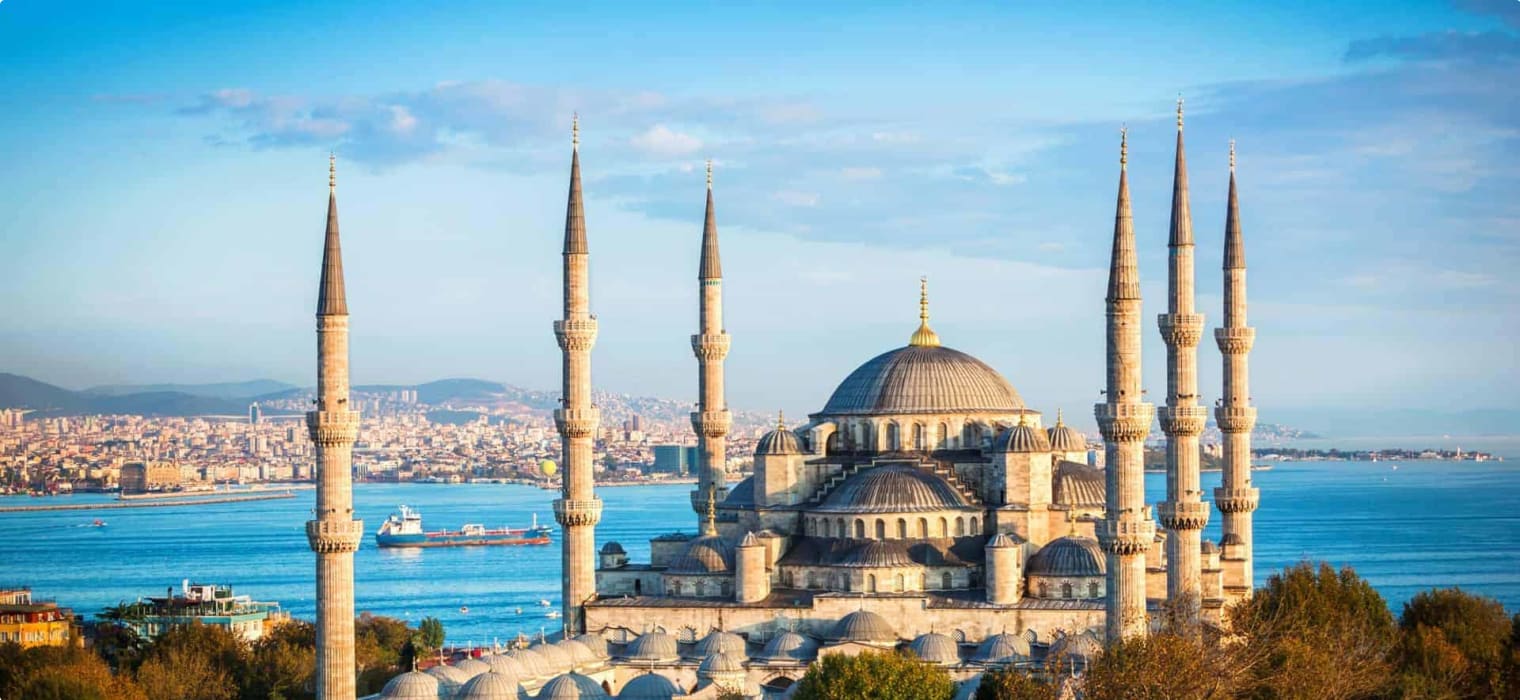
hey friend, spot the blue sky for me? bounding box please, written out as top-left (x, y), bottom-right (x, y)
top-left (1, 1), bottom-right (1516, 428)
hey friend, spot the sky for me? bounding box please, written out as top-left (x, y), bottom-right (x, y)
top-left (0, 0), bottom-right (1516, 429)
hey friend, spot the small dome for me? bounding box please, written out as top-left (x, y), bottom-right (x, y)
top-left (757, 632), bottom-right (817, 662)
top-left (380, 670), bottom-right (444, 700)
top-left (453, 657), bottom-right (491, 679)
top-left (1221, 532), bottom-right (1244, 546)
top-left (483, 654), bottom-right (527, 679)
top-left (572, 633), bottom-right (609, 658)
top-left (756, 425), bottom-right (804, 456)
top-left (694, 630), bottom-right (747, 658)
top-left (1048, 631), bottom-right (1103, 661)
top-left (532, 643), bottom-right (573, 674)
top-left (986, 532), bottom-right (1020, 549)
top-left (505, 648), bottom-right (550, 679)
top-left (828, 610), bottom-right (898, 644)
top-left (666, 534), bottom-right (735, 574)
top-left (994, 420), bottom-right (1049, 453)
top-left (459, 671), bottom-right (520, 700)
top-left (972, 632), bottom-right (1031, 665)
top-left (817, 464), bottom-right (971, 514)
top-left (1052, 461), bottom-right (1105, 507)
top-left (821, 345), bottom-right (1025, 416)
top-left (600, 541), bottom-right (626, 555)
top-left (537, 672), bottom-right (609, 699)
top-left (698, 650), bottom-right (745, 676)
top-left (1047, 422), bottom-right (1087, 453)
top-left (839, 540), bottom-right (916, 568)
top-left (1201, 540), bottom-right (1219, 555)
top-left (908, 632), bottom-right (961, 666)
top-left (556, 638), bottom-right (598, 667)
top-left (425, 664), bottom-right (473, 694)
top-left (618, 673), bottom-right (680, 700)
top-left (1026, 537), bottom-right (1105, 578)
top-left (622, 631), bottom-right (680, 662)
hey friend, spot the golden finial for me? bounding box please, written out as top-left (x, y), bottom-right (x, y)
top-left (706, 158), bottom-right (713, 189)
top-left (572, 113), bottom-right (579, 150)
top-left (777, 410), bottom-right (785, 431)
top-left (909, 276), bottom-right (941, 347)
top-left (1176, 95), bottom-right (1184, 130)
top-left (1056, 408), bottom-right (1064, 428)
top-left (1067, 510), bottom-right (1078, 536)
top-left (1119, 126), bottom-right (1127, 168)
top-left (704, 490), bottom-right (718, 536)
top-left (1018, 412), bottom-right (1029, 427)
top-left (328, 152), bottom-right (336, 193)
top-left (1229, 139), bottom-right (1236, 171)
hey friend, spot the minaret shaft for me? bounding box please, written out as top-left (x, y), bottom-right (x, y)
top-left (307, 160), bottom-right (362, 700)
top-left (1157, 108), bottom-right (1209, 621)
top-left (1096, 132), bottom-right (1155, 642)
top-left (691, 172), bottom-right (731, 520)
top-left (553, 128), bottom-right (602, 634)
top-left (1215, 149), bottom-right (1259, 591)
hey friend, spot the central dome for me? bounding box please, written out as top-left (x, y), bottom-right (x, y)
top-left (817, 464), bottom-right (972, 513)
top-left (821, 345), bottom-right (1024, 416)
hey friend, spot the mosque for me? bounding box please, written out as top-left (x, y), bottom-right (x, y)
top-left (338, 101), bottom-right (1263, 699)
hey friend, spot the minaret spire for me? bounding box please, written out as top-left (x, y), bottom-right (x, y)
top-left (1215, 141), bottom-right (1260, 596)
top-left (553, 116), bottom-right (603, 635)
top-left (910, 276), bottom-right (941, 347)
top-left (1096, 126), bottom-right (1155, 642)
top-left (1158, 95), bottom-right (1210, 626)
top-left (307, 156), bottom-right (363, 700)
top-left (691, 158), bottom-right (732, 523)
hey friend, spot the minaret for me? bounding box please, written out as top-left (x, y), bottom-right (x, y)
top-left (1095, 128), bottom-right (1156, 642)
top-left (553, 116), bottom-right (602, 633)
top-left (1156, 98), bottom-right (1210, 623)
top-left (690, 159), bottom-right (732, 522)
top-left (1214, 141), bottom-right (1260, 590)
top-left (307, 154), bottom-right (363, 700)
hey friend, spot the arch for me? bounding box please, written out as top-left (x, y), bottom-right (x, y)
top-left (1039, 582), bottom-right (1049, 598)
top-left (634, 579), bottom-right (642, 596)
top-left (602, 680), bottom-right (612, 694)
top-left (839, 573), bottom-right (850, 592)
top-left (917, 517), bottom-right (928, 538)
top-left (838, 518), bottom-right (847, 537)
top-left (826, 431), bottom-right (844, 454)
top-left (895, 573), bottom-right (906, 592)
top-left (938, 517), bottom-right (948, 538)
top-left (818, 519), bottom-right (828, 537)
top-left (955, 517), bottom-right (966, 536)
top-left (762, 675), bottom-right (796, 692)
top-left (1062, 582), bottom-right (1073, 599)
top-left (695, 580), bottom-right (707, 597)
top-left (807, 572), bottom-right (820, 589)
top-left (874, 519), bottom-right (886, 539)
top-left (1088, 581), bottom-right (1100, 598)
top-left (867, 574), bottom-right (877, 592)
top-left (886, 422), bottom-right (900, 451)
top-left (854, 519), bottom-right (866, 539)
top-left (721, 581), bottom-right (732, 597)
top-left (941, 571), bottom-right (952, 589)
top-left (896, 518), bottom-right (907, 539)
top-left (969, 516), bottom-right (979, 534)
top-left (674, 581), bottom-right (685, 596)
top-left (921, 572), bottom-right (928, 589)
top-left (912, 423), bottom-right (925, 451)
top-left (938, 422), bottom-right (949, 449)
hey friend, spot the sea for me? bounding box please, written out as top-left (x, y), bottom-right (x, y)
top-left (1, 459), bottom-right (1516, 645)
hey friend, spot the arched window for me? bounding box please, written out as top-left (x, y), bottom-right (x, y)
top-left (955, 517), bottom-right (965, 536)
top-left (807, 572), bottom-right (819, 589)
top-left (896, 518), bottom-right (907, 539)
top-left (1062, 583), bottom-right (1073, 599)
top-left (695, 580), bottom-right (707, 597)
top-left (1088, 581), bottom-right (1100, 598)
top-left (969, 517), bottom-right (979, 534)
top-left (917, 518), bottom-right (928, 538)
top-left (867, 574), bottom-right (877, 592)
top-left (941, 572), bottom-right (953, 589)
top-left (721, 581), bottom-right (732, 597)
top-left (963, 423), bottom-right (979, 446)
top-left (819, 519), bottom-right (828, 537)
top-left (1039, 582), bottom-right (1049, 598)
top-left (675, 581), bottom-right (685, 596)
top-left (838, 518), bottom-right (847, 538)
top-left (921, 572), bottom-right (928, 589)
top-left (938, 422), bottom-right (949, 449)
top-left (938, 517), bottom-right (948, 538)
top-left (913, 423), bottom-right (924, 450)
top-left (875, 519), bottom-right (886, 539)
top-left (887, 423), bottom-right (900, 451)
top-left (855, 519), bottom-right (866, 539)
top-left (840, 574), bottom-right (850, 592)
top-left (634, 579), bottom-right (642, 595)
top-left (896, 574), bottom-right (906, 592)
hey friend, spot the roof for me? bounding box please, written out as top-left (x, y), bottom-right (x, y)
top-left (1026, 537), bottom-right (1105, 578)
top-left (483, 654), bottom-right (527, 679)
top-left (457, 671), bottom-right (520, 700)
top-left (838, 540), bottom-right (916, 568)
top-left (827, 610), bottom-right (898, 644)
top-left (317, 160), bottom-right (348, 316)
top-left (699, 176), bottom-right (721, 279)
top-left (379, 670), bottom-right (442, 700)
top-left (698, 650), bottom-right (745, 676)
top-left (757, 632), bottom-right (818, 662)
top-left (539, 672), bottom-right (609, 699)
top-left (503, 648), bottom-right (549, 679)
top-left (721, 477), bottom-right (754, 507)
top-left (993, 421), bottom-right (1049, 453)
top-left (1046, 421), bottom-right (1087, 453)
top-left (908, 632), bottom-right (961, 666)
top-left (532, 642), bottom-right (573, 674)
top-left (452, 657), bottom-right (490, 678)
top-left (972, 632), bottom-right (1031, 664)
top-left (694, 630), bottom-right (747, 658)
top-left (1052, 461), bottom-right (1106, 507)
top-left (572, 633), bottom-right (609, 658)
top-left (600, 541), bottom-right (626, 555)
top-left (816, 464), bottom-right (972, 514)
top-left (622, 631), bottom-right (680, 662)
top-left (666, 534), bottom-right (735, 574)
top-left (755, 427), bottom-right (804, 456)
top-left (820, 345), bottom-right (1024, 416)
top-left (617, 673), bottom-right (680, 699)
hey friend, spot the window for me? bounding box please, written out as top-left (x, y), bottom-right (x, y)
top-left (896, 574), bottom-right (906, 592)
top-left (838, 518), bottom-right (847, 537)
top-left (913, 423), bottom-right (924, 450)
top-left (955, 517), bottom-right (965, 536)
top-left (1039, 582), bottom-right (1049, 597)
top-left (1062, 583), bottom-right (1073, 599)
top-left (917, 518), bottom-right (928, 538)
top-left (874, 519), bottom-right (885, 539)
top-left (938, 422), bottom-right (949, 449)
top-left (896, 518), bottom-right (907, 539)
top-left (938, 517), bottom-right (948, 538)
top-left (887, 423), bottom-right (900, 450)
top-left (942, 572), bottom-right (953, 589)
top-left (867, 574), bottom-right (877, 592)
top-left (696, 580), bottom-right (707, 597)
top-left (807, 572), bottom-right (820, 589)
top-left (969, 517), bottom-right (979, 534)
top-left (854, 519), bottom-right (865, 539)
top-left (1088, 581), bottom-right (1100, 598)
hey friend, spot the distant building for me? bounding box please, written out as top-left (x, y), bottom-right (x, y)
top-left (0, 588), bottom-right (74, 648)
top-left (125, 581), bottom-right (286, 642)
top-left (249, 403), bottom-right (262, 425)
top-left (120, 461), bottom-right (184, 494)
top-left (651, 444), bottom-right (698, 475)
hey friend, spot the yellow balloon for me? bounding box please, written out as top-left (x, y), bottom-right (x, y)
top-left (539, 459), bottom-right (558, 476)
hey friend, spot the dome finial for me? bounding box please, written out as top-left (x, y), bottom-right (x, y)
top-left (1056, 408), bottom-right (1064, 427)
top-left (1018, 412), bottom-right (1029, 427)
top-left (776, 410), bottom-right (785, 430)
top-left (909, 276), bottom-right (941, 347)
top-left (1229, 138), bottom-right (1236, 172)
top-left (706, 158), bottom-right (713, 189)
top-left (1176, 95), bottom-right (1184, 131)
top-left (572, 112), bottom-right (579, 150)
top-left (328, 152), bottom-right (336, 193)
top-left (703, 490), bottom-right (718, 537)
top-left (1119, 126), bottom-right (1127, 169)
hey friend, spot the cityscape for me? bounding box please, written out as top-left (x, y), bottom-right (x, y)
top-left (2, 2), bottom-right (1517, 700)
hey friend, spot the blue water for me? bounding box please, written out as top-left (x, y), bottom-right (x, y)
top-left (0, 460), bottom-right (1515, 644)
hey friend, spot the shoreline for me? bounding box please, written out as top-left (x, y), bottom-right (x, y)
top-left (0, 492), bottom-right (296, 513)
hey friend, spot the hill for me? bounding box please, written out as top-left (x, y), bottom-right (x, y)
top-left (0, 373), bottom-right (90, 412)
top-left (0, 373), bottom-right (247, 417)
top-left (83, 379), bottom-right (297, 400)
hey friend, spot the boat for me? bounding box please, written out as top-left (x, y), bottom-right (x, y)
top-left (374, 505), bottom-right (553, 548)
top-left (546, 611), bottom-right (562, 619)
top-left (538, 599), bottom-right (552, 607)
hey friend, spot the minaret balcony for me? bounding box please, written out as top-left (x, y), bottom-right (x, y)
top-left (554, 408), bottom-right (601, 438)
top-left (305, 410), bottom-right (360, 445)
top-left (553, 497), bottom-right (603, 527)
top-left (1097, 513), bottom-right (1156, 555)
top-left (1157, 500), bottom-right (1210, 530)
top-left (1158, 406), bottom-right (1209, 436)
top-left (1158, 313), bottom-right (1206, 347)
top-left (690, 409), bottom-right (732, 437)
top-left (690, 333), bottom-right (731, 360)
top-left (305, 519), bottom-right (364, 553)
top-left (1214, 327), bottom-right (1255, 354)
top-left (1214, 406), bottom-right (1257, 433)
top-left (1094, 403), bottom-right (1155, 442)
top-left (1213, 487), bottom-right (1260, 514)
top-left (554, 319), bottom-right (599, 351)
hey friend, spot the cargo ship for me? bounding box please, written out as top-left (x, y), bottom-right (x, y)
top-left (374, 505), bottom-right (552, 548)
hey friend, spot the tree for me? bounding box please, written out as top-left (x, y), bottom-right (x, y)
top-left (0, 643), bottom-right (146, 700)
top-left (793, 650), bottom-right (955, 700)
top-left (1079, 632), bottom-right (1239, 700)
top-left (135, 621), bottom-right (248, 700)
top-left (242, 621), bottom-right (316, 700)
top-left (354, 612), bottom-right (420, 695)
top-left (1394, 588), bottom-right (1515, 698)
top-left (974, 665), bottom-right (1057, 700)
top-left (416, 616), bottom-right (446, 654)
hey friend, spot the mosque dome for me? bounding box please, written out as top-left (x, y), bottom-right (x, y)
top-left (483, 654), bottom-right (527, 679)
top-left (821, 345), bottom-right (1025, 416)
top-left (908, 632), bottom-right (961, 666)
top-left (1048, 631), bottom-right (1103, 662)
top-left (756, 425), bottom-right (804, 456)
top-left (993, 420), bottom-right (1050, 453)
top-left (971, 632), bottom-right (1031, 665)
top-left (458, 671), bottom-right (520, 700)
top-left (694, 630), bottom-right (747, 658)
top-left (617, 673), bottom-right (681, 699)
top-left (425, 664), bottom-right (473, 695)
top-left (827, 610), bottom-right (898, 644)
top-left (1026, 537), bottom-right (1105, 578)
top-left (504, 648), bottom-right (549, 679)
top-left (1052, 461), bottom-right (1106, 507)
top-left (532, 642), bottom-right (573, 674)
top-left (622, 631), bottom-right (680, 663)
top-left (537, 672), bottom-right (609, 699)
top-left (600, 541), bottom-right (626, 555)
top-left (697, 650), bottom-right (745, 676)
top-left (817, 464), bottom-right (971, 514)
top-left (757, 632), bottom-right (818, 662)
top-left (666, 534), bottom-right (735, 574)
top-left (1046, 414), bottom-right (1087, 452)
top-left (986, 532), bottom-right (1020, 549)
top-left (556, 638), bottom-right (598, 667)
top-left (380, 670), bottom-right (444, 700)
top-left (453, 657), bottom-right (491, 678)
top-left (1201, 540), bottom-right (1220, 555)
top-left (573, 633), bottom-right (609, 659)
top-left (839, 540), bottom-right (916, 568)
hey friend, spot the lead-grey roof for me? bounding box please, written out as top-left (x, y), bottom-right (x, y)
top-left (666, 534), bottom-right (735, 574)
top-left (819, 345), bottom-right (1024, 416)
top-left (617, 673), bottom-right (679, 699)
top-left (972, 632), bottom-right (1031, 664)
top-left (816, 464), bottom-right (972, 514)
top-left (757, 632), bottom-right (818, 662)
top-left (827, 610), bottom-right (898, 643)
top-left (380, 670), bottom-right (444, 700)
top-left (458, 671), bottom-right (520, 700)
top-left (538, 672), bottom-right (608, 699)
top-left (755, 427), bottom-right (804, 456)
top-left (1026, 536), bottom-right (1105, 577)
top-left (1052, 461), bottom-right (1106, 508)
top-left (993, 422), bottom-right (1049, 453)
top-left (317, 161), bottom-right (348, 317)
top-left (908, 632), bottom-right (961, 666)
top-left (838, 540), bottom-right (916, 568)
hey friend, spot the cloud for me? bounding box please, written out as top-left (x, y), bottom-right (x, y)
top-left (840, 167), bottom-right (883, 181)
top-left (771, 190), bottom-right (820, 207)
top-left (1345, 30), bottom-right (1520, 63)
top-left (628, 125), bottom-right (702, 157)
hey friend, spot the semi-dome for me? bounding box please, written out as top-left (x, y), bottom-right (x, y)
top-left (617, 672), bottom-right (680, 699)
top-left (697, 650), bottom-right (745, 676)
top-left (505, 648), bottom-right (549, 679)
top-left (756, 424), bottom-right (804, 455)
top-left (380, 670), bottom-right (444, 700)
top-left (458, 670), bottom-right (520, 700)
top-left (827, 610), bottom-right (898, 643)
top-left (666, 534), bottom-right (735, 574)
top-left (1046, 414), bottom-right (1087, 452)
top-left (839, 540), bottom-right (916, 568)
top-left (816, 464), bottom-right (971, 514)
top-left (556, 638), bottom-right (598, 666)
top-left (820, 345), bottom-right (1025, 416)
top-left (1053, 461), bottom-right (1105, 507)
top-left (573, 633), bottom-right (609, 658)
top-left (908, 632), bottom-right (961, 666)
top-left (532, 642), bottom-right (573, 674)
top-left (1048, 631), bottom-right (1103, 662)
top-left (483, 654), bottom-right (528, 679)
top-left (694, 630), bottom-right (747, 658)
top-left (537, 672), bottom-right (609, 699)
top-left (453, 657), bottom-right (491, 678)
top-left (1026, 536), bottom-right (1105, 577)
top-left (425, 664), bottom-right (472, 695)
top-left (757, 632), bottom-right (818, 662)
top-left (972, 632), bottom-right (1031, 665)
top-left (994, 419), bottom-right (1050, 453)
top-left (622, 631), bottom-right (680, 662)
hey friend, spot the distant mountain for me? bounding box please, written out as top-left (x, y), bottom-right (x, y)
top-left (84, 379), bottom-right (298, 400)
top-left (0, 373), bottom-right (247, 417)
top-left (0, 373), bottom-right (90, 412)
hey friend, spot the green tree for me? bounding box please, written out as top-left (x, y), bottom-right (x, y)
top-left (1079, 631), bottom-right (1240, 700)
top-left (0, 643), bottom-right (146, 700)
top-left (416, 616), bottom-right (446, 653)
top-left (974, 665), bottom-right (1057, 700)
top-left (136, 621), bottom-right (248, 700)
top-left (793, 650), bottom-right (955, 700)
top-left (354, 612), bottom-right (418, 695)
top-left (1393, 588), bottom-right (1515, 698)
top-left (242, 621), bottom-right (316, 700)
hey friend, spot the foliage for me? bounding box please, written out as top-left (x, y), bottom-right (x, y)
top-left (0, 642), bottom-right (146, 700)
top-left (416, 616), bottom-right (446, 652)
top-left (1081, 631), bottom-right (1241, 700)
top-left (974, 665), bottom-right (1057, 700)
top-left (136, 622), bottom-right (246, 700)
top-left (354, 612), bottom-right (417, 694)
top-left (1393, 588), bottom-right (1516, 698)
top-left (242, 620), bottom-right (316, 700)
top-left (792, 650), bottom-right (955, 700)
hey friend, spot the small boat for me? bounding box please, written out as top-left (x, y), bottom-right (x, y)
top-left (91, 519), bottom-right (106, 527)
top-left (546, 611), bottom-right (562, 619)
top-left (515, 607), bottom-right (523, 615)
top-left (375, 506), bottom-right (553, 548)
top-left (538, 599), bottom-right (552, 607)
top-left (460, 606), bottom-right (469, 614)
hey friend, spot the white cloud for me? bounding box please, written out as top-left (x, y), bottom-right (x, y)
top-left (771, 190), bottom-right (820, 207)
top-left (628, 125), bottom-right (703, 157)
top-left (840, 167), bottom-right (883, 181)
